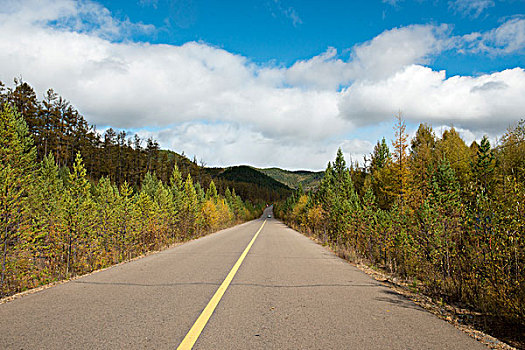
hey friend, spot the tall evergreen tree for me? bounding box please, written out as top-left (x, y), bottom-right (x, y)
top-left (63, 153), bottom-right (92, 276)
top-left (0, 104), bottom-right (36, 295)
top-left (391, 113), bottom-right (410, 209)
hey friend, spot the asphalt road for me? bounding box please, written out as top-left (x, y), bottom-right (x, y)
top-left (0, 207), bottom-right (486, 349)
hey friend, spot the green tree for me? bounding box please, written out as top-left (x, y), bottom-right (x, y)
top-left (180, 175), bottom-right (199, 237)
top-left (0, 103), bottom-right (36, 295)
top-left (30, 154), bottom-right (65, 280)
top-left (116, 181), bottom-right (134, 261)
top-left (472, 136), bottom-right (495, 195)
top-left (370, 137), bottom-right (390, 172)
top-left (436, 127), bottom-right (472, 189)
top-left (62, 152), bottom-right (92, 276)
top-left (409, 123), bottom-right (436, 207)
top-left (206, 180), bottom-right (218, 202)
top-left (93, 176), bottom-right (119, 266)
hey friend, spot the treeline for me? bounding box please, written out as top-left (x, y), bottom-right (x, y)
top-left (1, 79), bottom-right (169, 187)
top-left (1, 102), bottom-right (261, 298)
top-left (277, 115), bottom-right (524, 328)
top-left (0, 79), bottom-right (286, 204)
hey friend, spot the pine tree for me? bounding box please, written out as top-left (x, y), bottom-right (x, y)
top-left (168, 165), bottom-right (183, 240)
top-left (436, 127), bottom-right (472, 189)
top-left (30, 154), bottom-right (64, 278)
top-left (206, 180), bottom-right (218, 202)
top-left (116, 181), bottom-right (134, 261)
top-left (0, 103), bottom-right (36, 295)
top-left (180, 175), bottom-right (198, 237)
top-left (224, 187), bottom-right (233, 207)
top-left (428, 157), bottom-right (462, 282)
top-left (41, 89), bottom-right (59, 159)
top-left (370, 140), bottom-right (393, 210)
top-left (409, 123), bottom-right (436, 207)
top-left (472, 136), bottom-right (495, 195)
top-left (63, 152), bottom-right (92, 276)
top-left (133, 190), bottom-right (158, 253)
top-left (93, 176), bottom-right (118, 264)
top-left (370, 137), bottom-right (390, 172)
top-left (141, 172), bottom-right (159, 200)
top-left (391, 113), bottom-right (410, 210)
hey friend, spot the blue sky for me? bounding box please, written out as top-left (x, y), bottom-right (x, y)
top-left (0, 0), bottom-right (524, 169)
top-left (99, 0), bottom-right (524, 75)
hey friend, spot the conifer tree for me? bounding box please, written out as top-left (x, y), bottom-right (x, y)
top-left (436, 127), bottom-right (472, 188)
top-left (170, 164), bottom-right (183, 192)
top-left (168, 165), bottom-right (183, 240)
top-left (391, 113), bottom-right (410, 209)
top-left (370, 137), bottom-right (390, 172)
top-left (206, 180), bottom-right (218, 202)
top-left (141, 172), bottom-right (159, 200)
top-left (134, 190), bottom-right (158, 252)
top-left (472, 136), bottom-right (495, 195)
top-left (429, 158), bottom-right (462, 282)
top-left (0, 103), bottom-right (36, 295)
top-left (30, 154), bottom-right (64, 276)
top-left (370, 139), bottom-right (393, 210)
top-left (181, 175), bottom-right (198, 237)
top-left (93, 176), bottom-right (118, 261)
top-left (409, 123), bottom-right (436, 206)
top-left (224, 187), bottom-right (233, 207)
top-left (116, 181), bottom-right (134, 261)
top-left (63, 152), bottom-right (92, 276)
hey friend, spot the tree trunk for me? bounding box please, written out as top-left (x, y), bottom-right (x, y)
top-left (1, 238), bottom-right (8, 295)
top-left (66, 233), bottom-right (71, 277)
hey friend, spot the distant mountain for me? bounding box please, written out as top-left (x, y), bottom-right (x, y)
top-left (208, 166), bottom-right (292, 203)
top-left (257, 168), bottom-right (324, 190)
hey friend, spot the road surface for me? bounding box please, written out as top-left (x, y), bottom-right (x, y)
top-left (0, 207), bottom-right (485, 349)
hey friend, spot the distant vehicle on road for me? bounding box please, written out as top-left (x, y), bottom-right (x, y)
top-left (267, 214), bottom-right (272, 218)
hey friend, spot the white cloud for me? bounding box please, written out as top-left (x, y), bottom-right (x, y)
top-left (339, 65), bottom-right (525, 132)
top-left (284, 48), bottom-right (352, 90)
top-left (449, 0), bottom-right (495, 18)
top-left (137, 122), bottom-right (360, 170)
top-left (349, 24), bottom-right (451, 81)
top-left (283, 24), bottom-right (451, 89)
top-left (0, 0), bottom-right (523, 170)
top-left (0, 0), bottom-right (154, 40)
top-left (461, 17), bottom-right (525, 54)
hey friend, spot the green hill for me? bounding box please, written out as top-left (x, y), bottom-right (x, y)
top-left (257, 168), bottom-right (324, 190)
top-left (209, 166), bottom-right (292, 203)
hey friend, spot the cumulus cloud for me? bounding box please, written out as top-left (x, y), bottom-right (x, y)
top-left (349, 24), bottom-right (451, 81)
top-left (0, 0), bottom-right (523, 169)
top-left (283, 24), bottom-right (451, 89)
top-left (284, 48), bottom-right (352, 90)
top-left (339, 65), bottom-right (525, 132)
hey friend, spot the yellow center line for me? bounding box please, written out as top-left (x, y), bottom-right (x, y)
top-left (176, 219), bottom-right (267, 350)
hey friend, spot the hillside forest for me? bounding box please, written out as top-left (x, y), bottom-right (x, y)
top-left (277, 115), bottom-right (524, 332)
top-left (0, 79), bottom-right (273, 298)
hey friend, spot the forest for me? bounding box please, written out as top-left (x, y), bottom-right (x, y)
top-left (0, 80), bottom-right (265, 298)
top-left (276, 115), bottom-right (524, 334)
